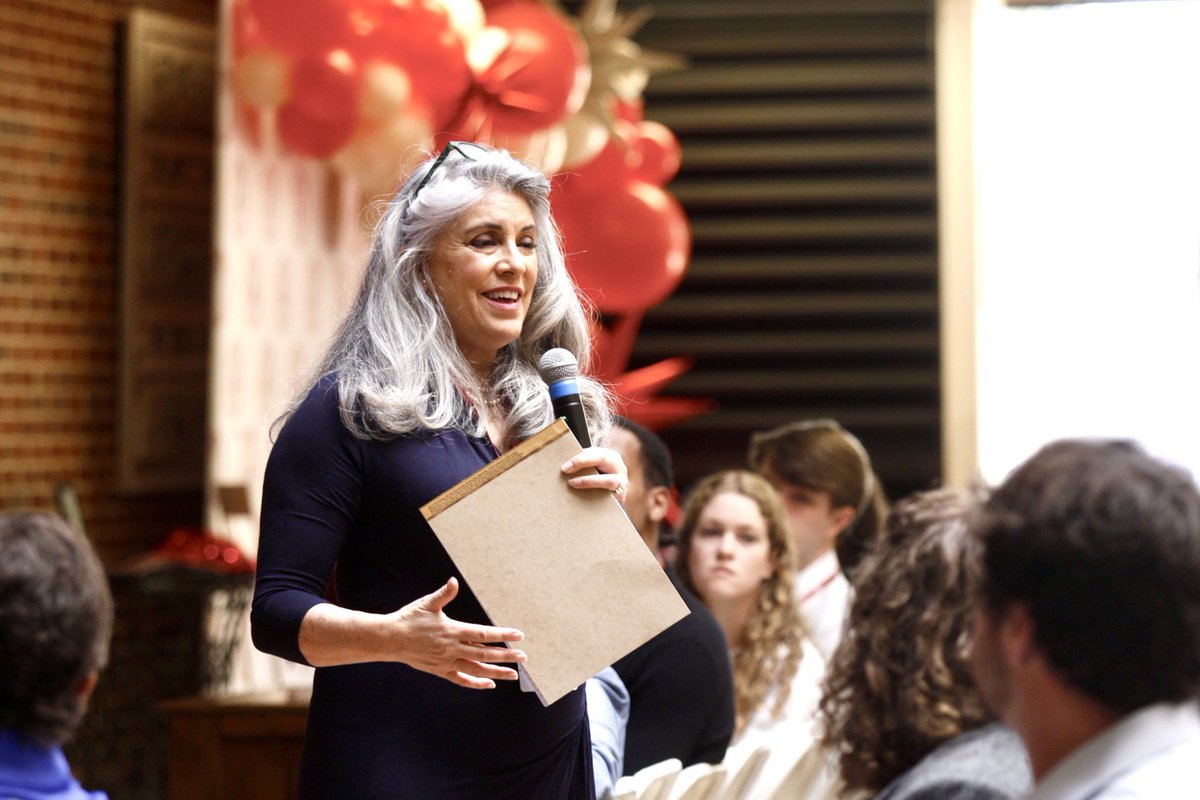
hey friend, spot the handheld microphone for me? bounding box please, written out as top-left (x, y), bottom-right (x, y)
top-left (538, 348), bottom-right (591, 448)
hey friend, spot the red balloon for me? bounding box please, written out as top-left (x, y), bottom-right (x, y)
top-left (554, 179), bottom-right (691, 314)
top-left (348, 0), bottom-right (472, 128)
top-left (475, 2), bottom-right (589, 135)
top-left (277, 49), bottom-right (363, 158)
top-left (631, 120), bottom-right (682, 185)
top-left (560, 119), bottom-right (638, 192)
top-left (243, 0), bottom-right (353, 56)
top-left (435, 92), bottom-right (494, 149)
top-left (231, 0), bottom-right (265, 57)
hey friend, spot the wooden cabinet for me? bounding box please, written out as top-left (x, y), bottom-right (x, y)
top-left (162, 691), bottom-right (309, 800)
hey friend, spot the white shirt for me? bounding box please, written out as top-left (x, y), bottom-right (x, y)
top-left (795, 550), bottom-right (850, 660)
top-left (726, 637), bottom-right (834, 799)
top-left (1030, 700), bottom-right (1200, 799)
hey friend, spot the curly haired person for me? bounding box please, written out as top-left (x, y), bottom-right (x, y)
top-left (819, 488), bottom-right (1031, 800)
top-left (675, 470), bottom-right (829, 797)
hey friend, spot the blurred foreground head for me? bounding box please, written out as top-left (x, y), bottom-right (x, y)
top-left (0, 511), bottom-right (113, 745)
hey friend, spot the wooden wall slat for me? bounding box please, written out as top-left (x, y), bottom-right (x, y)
top-left (637, 0), bottom-right (932, 20)
top-left (673, 176), bottom-right (936, 207)
top-left (633, 330), bottom-right (939, 359)
top-left (648, 61), bottom-right (932, 95)
top-left (643, 24), bottom-right (929, 56)
top-left (687, 216), bottom-right (936, 245)
top-left (657, 99), bottom-right (934, 135)
top-left (651, 291), bottom-right (936, 319)
top-left (668, 367), bottom-right (939, 394)
top-left (684, 253), bottom-right (934, 282)
top-left (680, 138), bottom-right (935, 170)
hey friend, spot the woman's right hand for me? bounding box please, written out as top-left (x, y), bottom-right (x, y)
top-left (386, 577), bottom-right (526, 689)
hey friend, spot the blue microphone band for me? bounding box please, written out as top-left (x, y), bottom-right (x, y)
top-left (548, 378), bottom-right (581, 400)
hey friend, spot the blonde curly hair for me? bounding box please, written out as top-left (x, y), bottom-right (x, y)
top-left (817, 487), bottom-right (991, 794)
top-left (674, 470), bottom-right (805, 734)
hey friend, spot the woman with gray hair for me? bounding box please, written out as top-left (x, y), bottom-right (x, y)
top-left (251, 142), bottom-right (626, 799)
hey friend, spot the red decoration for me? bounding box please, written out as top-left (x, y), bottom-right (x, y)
top-left (472, 1), bottom-right (590, 135)
top-left (119, 528), bottom-right (256, 576)
top-left (349, 0), bottom-right (473, 129)
top-left (561, 119), bottom-right (638, 190)
top-left (243, 0), bottom-right (354, 56)
top-left (554, 178), bottom-right (690, 314)
top-left (225, 0), bottom-right (708, 432)
top-left (612, 97), bottom-right (644, 124)
top-left (230, 0), bottom-right (265, 57)
top-left (277, 48), bottom-right (364, 158)
top-left (591, 312), bottom-right (643, 384)
top-left (618, 396), bottom-right (717, 432)
top-left (630, 120), bottom-right (681, 186)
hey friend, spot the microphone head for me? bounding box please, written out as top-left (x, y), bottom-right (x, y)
top-left (538, 348), bottom-right (580, 384)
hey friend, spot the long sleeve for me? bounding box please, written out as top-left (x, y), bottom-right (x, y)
top-left (247, 378), bottom-right (596, 799)
top-left (250, 378), bottom-right (364, 665)
top-left (587, 667), bottom-right (630, 800)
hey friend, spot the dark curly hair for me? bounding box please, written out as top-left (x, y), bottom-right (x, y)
top-left (817, 488), bottom-right (991, 794)
top-left (0, 511), bottom-right (113, 744)
top-left (973, 439), bottom-right (1200, 712)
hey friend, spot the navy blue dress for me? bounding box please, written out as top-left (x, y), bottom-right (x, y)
top-left (251, 377), bottom-right (594, 799)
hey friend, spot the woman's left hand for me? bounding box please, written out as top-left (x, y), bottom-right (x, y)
top-left (562, 447), bottom-right (629, 505)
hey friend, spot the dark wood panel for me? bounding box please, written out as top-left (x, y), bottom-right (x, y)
top-left (643, 23), bottom-right (930, 57)
top-left (651, 291), bottom-right (936, 319)
top-left (638, 0), bottom-right (933, 20)
top-left (673, 175), bottom-right (936, 207)
top-left (648, 60), bottom-right (933, 96)
top-left (633, 330), bottom-right (939, 359)
top-left (683, 253), bottom-right (935, 282)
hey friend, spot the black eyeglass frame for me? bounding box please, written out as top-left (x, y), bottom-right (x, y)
top-left (411, 141), bottom-right (482, 198)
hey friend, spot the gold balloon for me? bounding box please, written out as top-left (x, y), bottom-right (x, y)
top-left (335, 113), bottom-right (434, 196)
top-left (231, 48), bottom-right (291, 109)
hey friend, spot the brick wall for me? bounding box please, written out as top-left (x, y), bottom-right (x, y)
top-left (0, 0), bottom-right (216, 563)
top-left (2, 3), bottom-right (222, 798)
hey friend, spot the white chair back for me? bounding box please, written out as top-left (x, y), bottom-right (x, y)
top-left (767, 746), bottom-right (839, 800)
top-left (670, 762), bottom-right (727, 800)
top-left (719, 745), bottom-right (770, 800)
top-left (615, 757), bottom-right (683, 800)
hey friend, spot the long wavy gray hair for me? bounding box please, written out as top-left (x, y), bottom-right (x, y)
top-left (288, 142), bottom-right (610, 446)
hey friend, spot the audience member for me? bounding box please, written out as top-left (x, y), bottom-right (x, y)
top-left (610, 417), bottom-right (673, 566)
top-left (970, 439), bottom-right (1200, 798)
top-left (587, 666), bottom-right (629, 799)
top-left (748, 419), bottom-right (887, 659)
top-left (675, 470), bottom-right (827, 796)
top-left (0, 511), bottom-right (112, 800)
top-left (608, 417), bottom-right (735, 774)
top-left (819, 488), bottom-right (1032, 800)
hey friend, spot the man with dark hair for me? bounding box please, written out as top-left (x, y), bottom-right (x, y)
top-left (970, 439), bottom-right (1200, 798)
top-left (0, 511), bottom-right (112, 799)
top-left (610, 416), bottom-right (674, 565)
top-left (609, 417), bottom-right (736, 774)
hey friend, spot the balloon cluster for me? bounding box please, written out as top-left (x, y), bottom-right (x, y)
top-left (230, 0), bottom-right (701, 426)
